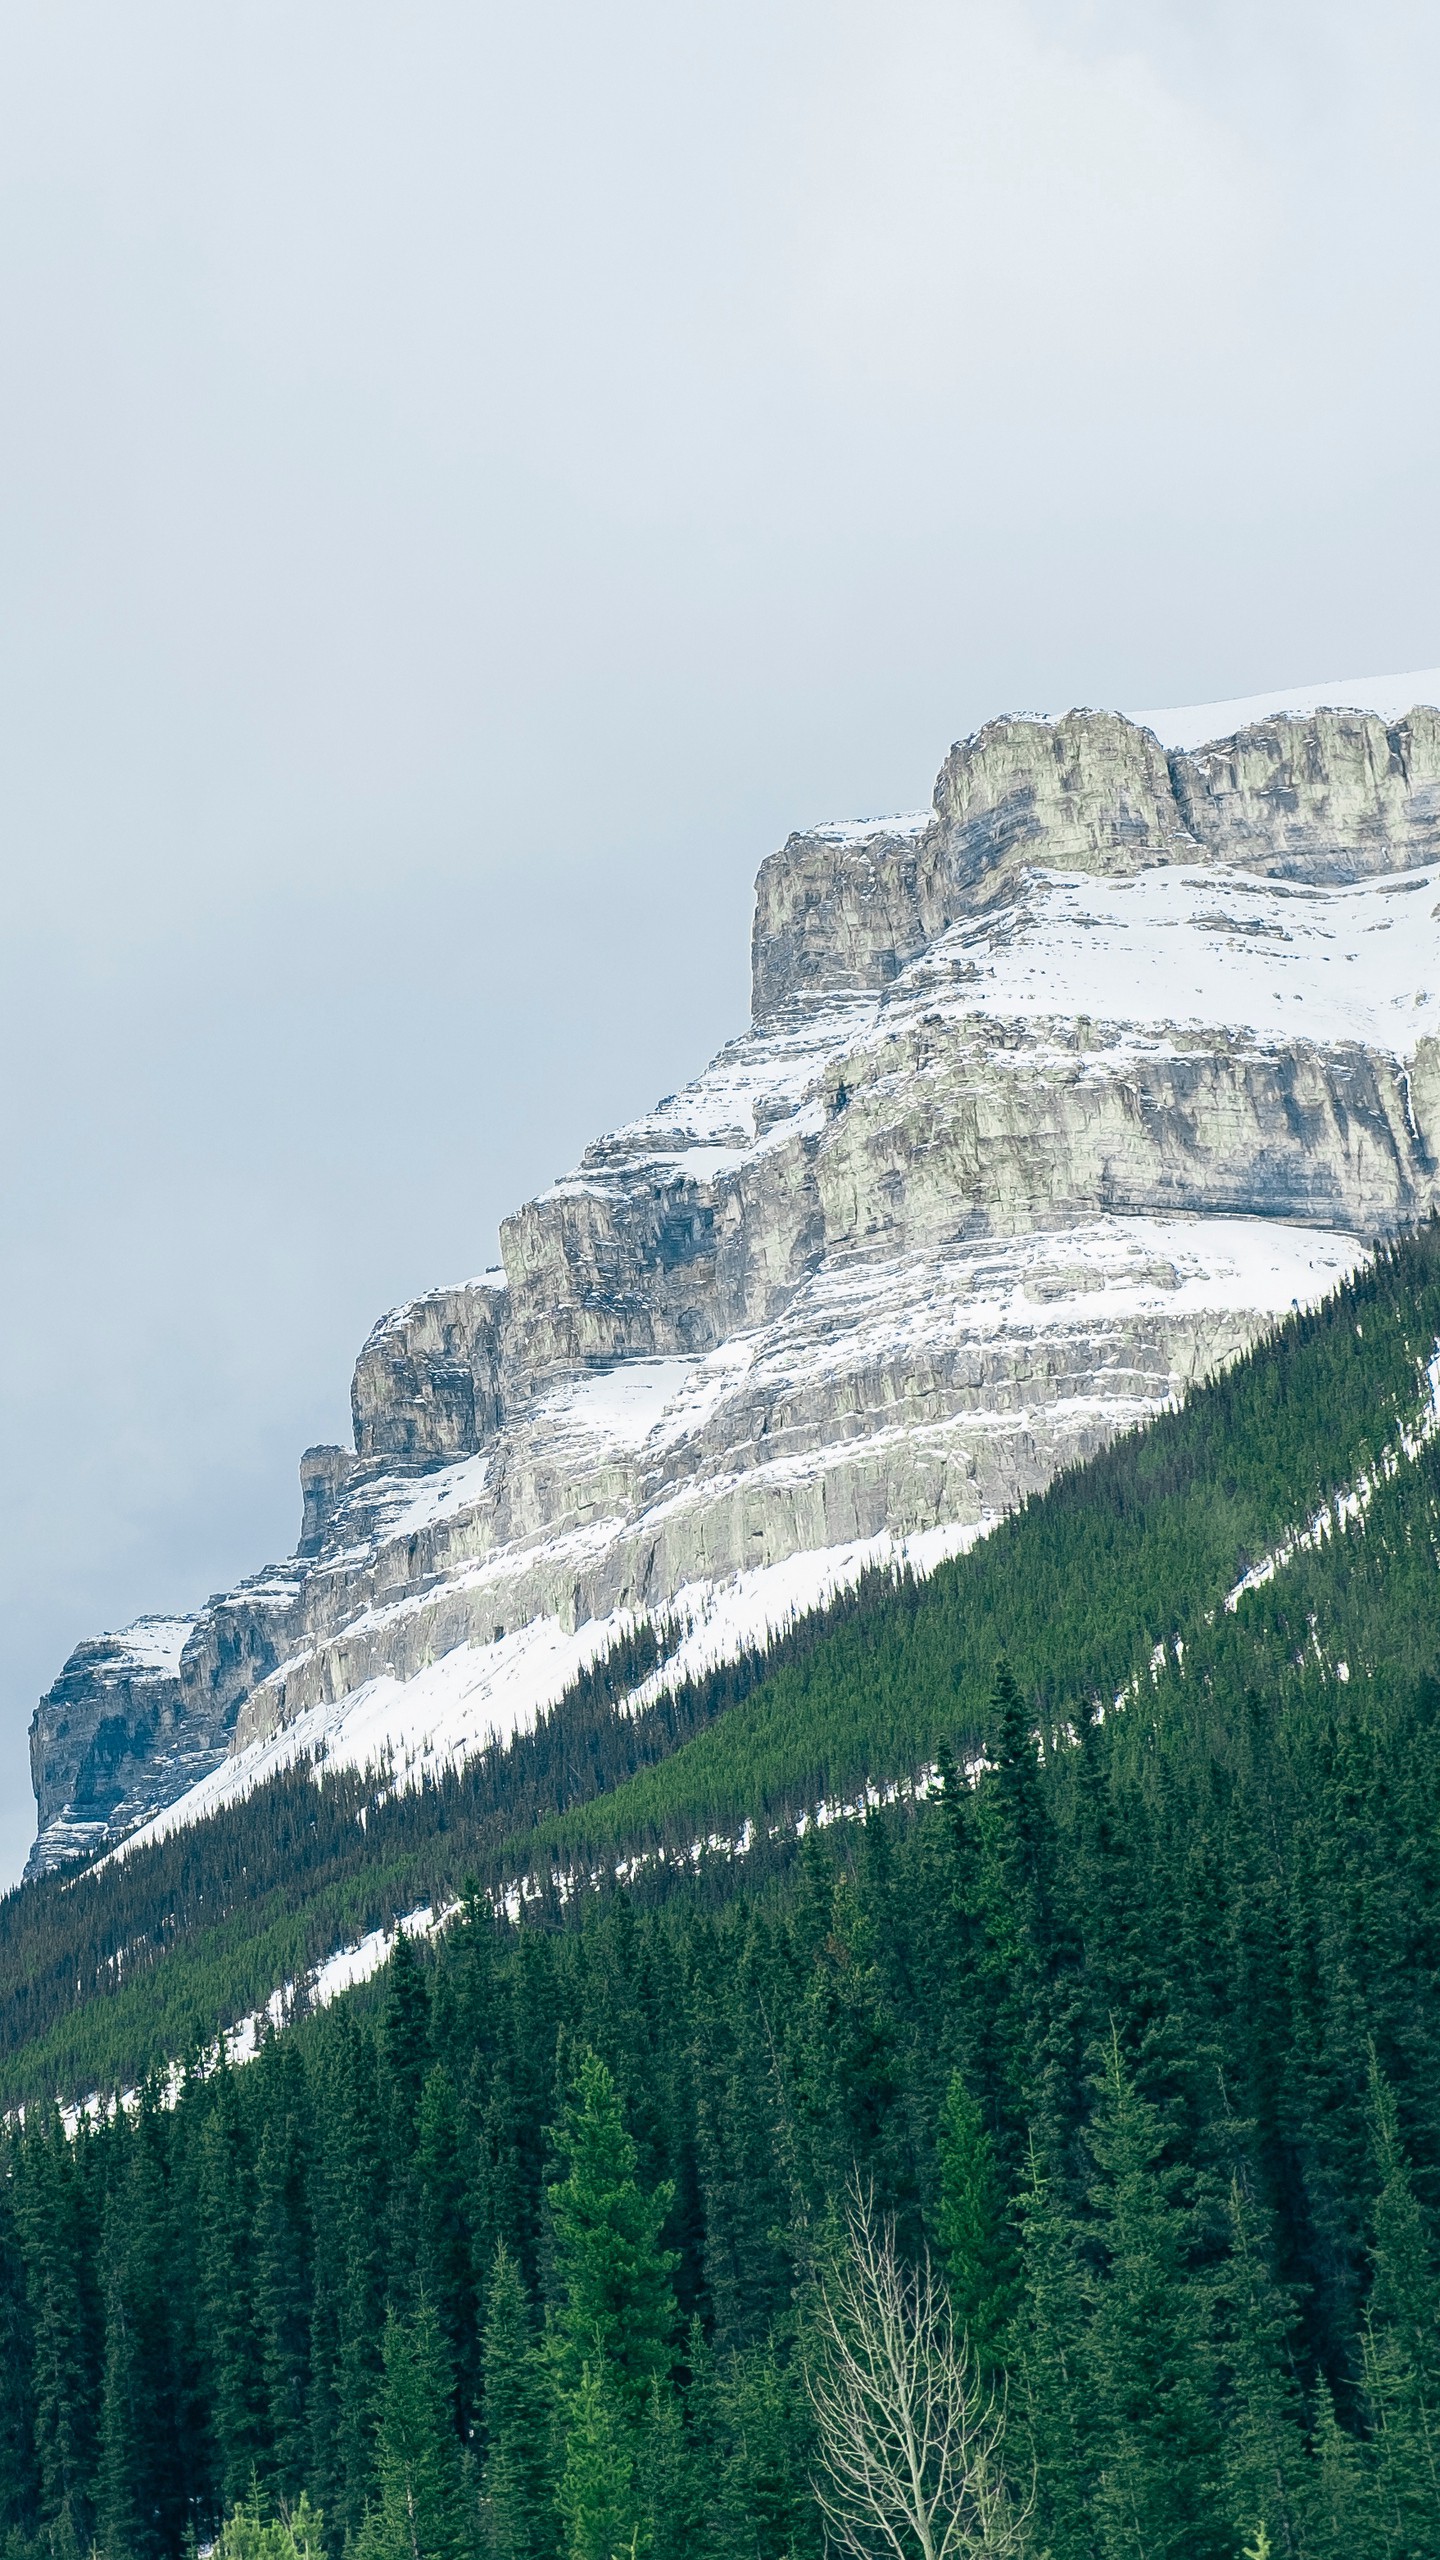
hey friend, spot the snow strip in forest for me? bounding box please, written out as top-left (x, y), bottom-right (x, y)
top-left (47, 1906), bottom-right (451, 2133)
top-left (110, 1524), bottom-right (995, 1859)
top-left (1222, 1344), bottom-right (1440, 1614)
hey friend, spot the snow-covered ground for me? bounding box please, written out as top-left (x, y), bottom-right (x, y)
top-left (43, 672), bottom-right (1439, 1885)
top-left (570, 848), bottom-right (1440, 1209)
top-left (110, 1212), bottom-right (1363, 1861)
top-left (1131, 666), bottom-right (1440, 751)
top-left (903, 860), bottom-right (1440, 1055)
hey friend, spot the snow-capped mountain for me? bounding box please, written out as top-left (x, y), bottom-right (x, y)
top-left (27, 677), bottom-right (1440, 1874)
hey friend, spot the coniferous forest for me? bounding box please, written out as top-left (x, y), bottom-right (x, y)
top-left (8, 1237), bottom-right (1440, 2557)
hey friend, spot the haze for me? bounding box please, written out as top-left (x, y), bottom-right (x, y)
top-left (3, 0), bottom-right (1439, 1883)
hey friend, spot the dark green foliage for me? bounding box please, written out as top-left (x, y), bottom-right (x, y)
top-left (477, 2248), bottom-right (552, 2560)
top-left (11, 1236), bottom-right (1440, 2549)
top-left (1079, 2031), bottom-right (1227, 2560)
top-left (544, 2050), bottom-right (678, 2414)
top-left (357, 2303), bottom-right (472, 2560)
top-left (935, 2070), bottom-right (1016, 2371)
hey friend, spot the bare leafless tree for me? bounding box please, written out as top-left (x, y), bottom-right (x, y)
top-left (805, 2182), bottom-right (1030, 2560)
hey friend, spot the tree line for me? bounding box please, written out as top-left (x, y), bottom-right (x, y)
top-left (7, 1619), bottom-right (1440, 2558)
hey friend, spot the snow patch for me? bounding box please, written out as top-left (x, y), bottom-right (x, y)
top-left (1131, 667), bottom-right (1440, 752)
top-left (806, 811), bottom-right (932, 846)
top-left (105, 1617), bottom-right (193, 1676)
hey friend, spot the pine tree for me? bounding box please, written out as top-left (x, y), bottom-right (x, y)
top-left (554, 2363), bottom-right (638, 2560)
top-left (198, 2069), bottom-right (266, 2507)
top-left (934, 2071), bottom-right (1016, 2373)
top-left (417, 2066), bottom-right (478, 2425)
top-left (544, 2053), bottom-right (677, 2416)
top-left (358, 2302), bottom-right (474, 2560)
top-left (255, 2104), bottom-right (312, 2503)
top-left (1081, 2030), bottom-right (1227, 2560)
top-left (17, 2113), bottom-right (101, 2552)
top-left (1359, 2054), bottom-right (1440, 2555)
top-left (478, 2246), bottom-right (553, 2560)
top-left (1013, 2132), bottom-right (1093, 2560)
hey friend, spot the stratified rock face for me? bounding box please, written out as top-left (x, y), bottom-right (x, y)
top-left (28, 1619), bottom-right (201, 1872)
top-left (350, 1279), bottom-right (506, 1466)
top-left (751, 708), bottom-right (1440, 1014)
top-left (28, 695), bottom-right (1440, 1872)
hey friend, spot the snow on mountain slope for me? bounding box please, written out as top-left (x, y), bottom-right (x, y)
top-left (28, 682), bottom-right (1440, 1873)
top-left (1133, 667), bottom-right (1440, 751)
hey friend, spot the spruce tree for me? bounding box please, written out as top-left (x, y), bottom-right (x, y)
top-left (1213, 2166), bottom-right (1312, 2560)
top-left (934, 2070), bottom-right (1016, 2372)
top-left (96, 2244), bottom-right (145, 2560)
top-left (1081, 2031), bottom-right (1227, 2560)
top-left (554, 2362), bottom-right (637, 2560)
top-left (1307, 2376), bottom-right (1377, 2560)
top-left (358, 2302), bottom-right (473, 2560)
top-left (0, 2144), bottom-right (39, 2537)
top-left (17, 2113), bottom-right (100, 2552)
top-left (1359, 2055), bottom-right (1440, 2554)
top-left (478, 2247), bottom-right (553, 2560)
top-left (198, 2069), bottom-right (266, 2508)
top-left (1013, 2131), bottom-right (1093, 2560)
top-left (255, 2105), bottom-right (312, 2503)
top-left (417, 2066), bottom-right (477, 2424)
top-left (544, 2053), bottom-right (677, 2415)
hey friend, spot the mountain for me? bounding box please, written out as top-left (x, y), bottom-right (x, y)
top-left (27, 675), bottom-right (1440, 1875)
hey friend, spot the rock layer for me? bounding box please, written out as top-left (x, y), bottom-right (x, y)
top-left (28, 697), bottom-right (1440, 1873)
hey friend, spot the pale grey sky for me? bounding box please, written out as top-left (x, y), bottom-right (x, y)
top-left (3, 0), bottom-right (1439, 1882)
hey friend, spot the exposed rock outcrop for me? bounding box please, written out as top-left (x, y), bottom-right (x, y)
top-left (28, 694), bottom-right (1440, 1874)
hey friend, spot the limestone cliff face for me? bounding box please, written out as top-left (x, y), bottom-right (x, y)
top-left (751, 708), bottom-right (1440, 1015)
top-left (28, 697), bottom-right (1440, 1873)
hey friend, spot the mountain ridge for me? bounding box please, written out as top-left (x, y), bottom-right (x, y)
top-left (27, 679), bottom-right (1440, 1875)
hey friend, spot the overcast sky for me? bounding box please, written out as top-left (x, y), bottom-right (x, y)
top-left (2, 0), bottom-right (1438, 1884)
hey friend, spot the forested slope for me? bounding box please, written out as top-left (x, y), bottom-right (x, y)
top-left (8, 1234), bottom-right (1440, 2552)
top-left (7, 1225), bottom-right (1440, 2110)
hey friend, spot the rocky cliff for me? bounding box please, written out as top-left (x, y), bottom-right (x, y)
top-left (29, 685), bottom-right (1440, 1874)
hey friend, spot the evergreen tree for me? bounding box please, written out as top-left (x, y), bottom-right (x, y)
top-left (709, 2339), bottom-right (821, 2560)
top-left (96, 2243), bottom-right (146, 2560)
top-left (255, 2104), bottom-right (313, 2503)
top-left (478, 2247), bottom-right (553, 2560)
top-left (213, 2481), bottom-right (327, 2560)
top-left (417, 2067), bottom-right (478, 2425)
top-left (198, 2069), bottom-right (266, 2507)
top-left (544, 2054), bottom-right (677, 2416)
top-left (357, 2303), bottom-right (473, 2560)
top-left (0, 2147), bottom-right (39, 2537)
top-left (1359, 2054), bottom-right (1440, 2554)
top-left (1013, 2132), bottom-right (1093, 2560)
top-left (934, 2070), bottom-right (1016, 2372)
top-left (1081, 2031), bottom-right (1227, 2560)
top-left (554, 2364), bottom-right (637, 2560)
top-left (1307, 2375), bottom-right (1376, 2560)
top-left (316, 2014), bottom-right (389, 2534)
top-left (17, 2114), bottom-right (100, 2552)
top-left (1213, 2165), bottom-right (1311, 2560)
top-left (383, 1934), bottom-right (433, 2139)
